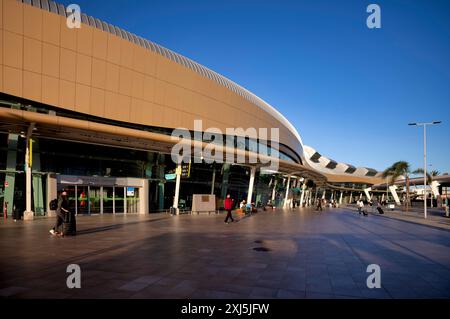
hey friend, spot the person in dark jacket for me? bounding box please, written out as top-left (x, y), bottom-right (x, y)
top-left (224, 194), bottom-right (234, 223)
top-left (50, 191), bottom-right (69, 236)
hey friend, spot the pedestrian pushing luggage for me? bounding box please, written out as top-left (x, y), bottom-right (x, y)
top-left (63, 210), bottom-right (77, 236)
top-left (376, 206), bottom-right (385, 215)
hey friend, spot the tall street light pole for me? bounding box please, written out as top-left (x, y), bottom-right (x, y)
top-left (409, 121), bottom-right (442, 219)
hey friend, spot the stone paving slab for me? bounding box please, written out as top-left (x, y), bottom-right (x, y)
top-left (1, 208), bottom-right (450, 299)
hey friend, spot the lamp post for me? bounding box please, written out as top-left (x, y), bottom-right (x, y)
top-left (408, 121), bottom-right (442, 219)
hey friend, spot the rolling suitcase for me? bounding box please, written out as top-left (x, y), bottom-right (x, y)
top-left (376, 207), bottom-right (385, 215)
top-left (63, 211), bottom-right (77, 236)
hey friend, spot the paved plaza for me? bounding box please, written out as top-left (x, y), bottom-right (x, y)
top-left (1, 208), bottom-right (450, 299)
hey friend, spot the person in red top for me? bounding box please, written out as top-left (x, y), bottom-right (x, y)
top-left (224, 194), bottom-right (234, 223)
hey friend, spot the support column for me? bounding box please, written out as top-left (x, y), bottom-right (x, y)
top-left (113, 187), bottom-right (116, 214)
top-left (157, 154), bottom-right (165, 211)
top-left (299, 182), bottom-right (306, 208)
top-left (158, 182), bottom-right (165, 211)
top-left (31, 139), bottom-right (44, 215)
top-left (75, 185), bottom-right (78, 216)
top-left (173, 163), bottom-right (182, 214)
top-left (431, 181), bottom-right (440, 198)
top-left (339, 191), bottom-right (343, 205)
top-left (140, 179), bottom-right (149, 214)
top-left (24, 123), bottom-right (35, 220)
top-left (220, 163), bottom-right (231, 200)
top-left (283, 175), bottom-right (291, 209)
top-left (389, 185), bottom-right (401, 205)
top-left (349, 192), bottom-right (353, 204)
top-left (211, 166), bottom-right (216, 195)
top-left (364, 187), bottom-right (372, 202)
top-left (124, 187), bottom-right (127, 214)
top-left (46, 173), bottom-right (57, 217)
top-left (100, 186), bottom-right (104, 214)
top-left (271, 178), bottom-right (278, 201)
top-left (4, 134), bottom-right (18, 217)
top-left (247, 167), bottom-right (256, 204)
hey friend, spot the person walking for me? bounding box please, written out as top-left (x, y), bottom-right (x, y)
top-left (358, 199), bottom-right (368, 216)
top-left (49, 191), bottom-right (70, 236)
top-left (316, 198), bottom-right (322, 211)
top-left (224, 194), bottom-right (234, 224)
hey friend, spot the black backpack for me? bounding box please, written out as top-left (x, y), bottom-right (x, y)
top-left (49, 199), bottom-right (58, 210)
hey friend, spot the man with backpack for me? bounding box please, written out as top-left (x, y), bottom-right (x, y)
top-left (49, 191), bottom-right (70, 236)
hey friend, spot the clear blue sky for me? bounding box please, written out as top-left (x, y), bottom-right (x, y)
top-left (61, 0), bottom-right (450, 174)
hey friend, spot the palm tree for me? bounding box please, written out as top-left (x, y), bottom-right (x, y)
top-left (382, 161), bottom-right (411, 211)
top-left (412, 168), bottom-right (432, 184)
top-left (413, 169), bottom-right (440, 182)
top-left (430, 170), bottom-right (440, 177)
top-left (413, 169), bottom-right (440, 207)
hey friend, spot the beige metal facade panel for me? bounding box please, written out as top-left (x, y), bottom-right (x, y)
top-left (3, 65), bottom-right (22, 96)
top-left (42, 75), bottom-right (59, 106)
top-left (59, 79), bottom-right (75, 110)
top-left (60, 17), bottom-right (76, 51)
top-left (92, 28), bottom-right (108, 60)
top-left (3, 0), bottom-right (22, 34)
top-left (0, 0), bottom-right (3, 30)
top-left (131, 72), bottom-right (144, 100)
top-left (75, 83), bottom-right (91, 114)
top-left (77, 26), bottom-right (93, 57)
top-left (42, 43), bottom-right (59, 78)
top-left (106, 34), bottom-right (121, 64)
top-left (119, 66), bottom-right (133, 96)
top-left (3, 30), bottom-right (22, 69)
top-left (76, 53), bottom-right (92, 86)
top-left (120, 38), bottom-right (134, 69)
top-left (42, 11), bottom-right (60, 46)
top-left (0, 0), bottom-right (302, 156)
top-left (105, 62), bottom-right (120, 92)
top-left (59, 48), bottom-right (76, 81)
top-left (23, 4), bottom-right (42, 41)
top-left (91, 58), bottom-right (106, 89)
top-left (90, 87), bottom-right (105, 117)
top-left (23, 70), bottom-right (41, 102)
top-left (24, 37), bottom-right (42, 74)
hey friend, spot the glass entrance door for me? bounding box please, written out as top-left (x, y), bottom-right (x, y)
top-left (89, 186), bottom-right (101, 214)
top-left (126, 187), bottom-right (140, 213)
top-left (77, 186), bottom-right (89, 215)
top-left (115, 187), bottom-right (124, 213)
top-left (103, 187), bottom-right (114, 213)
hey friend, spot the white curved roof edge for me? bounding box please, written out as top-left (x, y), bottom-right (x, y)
top-left (303, 145), bottom-right (381, 177)
top-left (19, 0), bottom-right (304, 151)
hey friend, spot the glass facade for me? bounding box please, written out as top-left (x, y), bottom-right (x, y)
top-left (1, 131), bottom-right (276, 215)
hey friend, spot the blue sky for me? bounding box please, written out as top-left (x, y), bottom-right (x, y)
top-left (61, 0), bottom-right (450, 173)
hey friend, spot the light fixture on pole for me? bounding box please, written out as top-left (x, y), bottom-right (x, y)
top-left (408, 121), bottom-right (442, 219)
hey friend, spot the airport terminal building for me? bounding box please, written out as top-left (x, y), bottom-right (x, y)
top-left (0, 0), bottom-right (396, 219)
